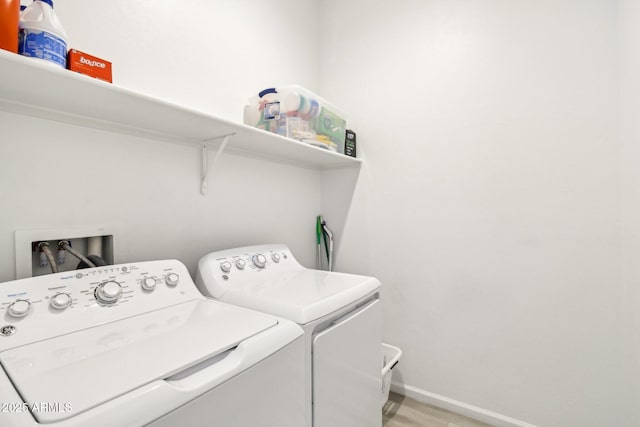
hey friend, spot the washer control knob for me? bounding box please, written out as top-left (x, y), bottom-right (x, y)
top-left (252, 254), bottom-right (267, 269)
top-left (165, 273), bottom-right (179, 287)
top-left (235, 259), bottom-right (246, 270)
top-left (95, 281), bottom-right (122, 305)
top-left (271, 253), bottom-right (281, 263)
top-left (220, 261), bottom-right (232, 273)
top-left (50, 293), bottom-right (72, 310)
top-left (141, 277), bottom-right (157, 291)
top-left (7, 299), bottom-right (31, 318)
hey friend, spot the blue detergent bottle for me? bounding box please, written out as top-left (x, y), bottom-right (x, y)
top-left (18, 0), bottom-right (68, 68)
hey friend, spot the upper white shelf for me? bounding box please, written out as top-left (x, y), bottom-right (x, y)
top-left (0, 50), bottom-right (361, 170)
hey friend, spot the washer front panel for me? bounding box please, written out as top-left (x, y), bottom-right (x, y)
top-left (0, 298), bottom-right (277, 423)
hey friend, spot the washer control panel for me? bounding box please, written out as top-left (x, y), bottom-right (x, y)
top-left (0, 260), bottom-right (202, 348)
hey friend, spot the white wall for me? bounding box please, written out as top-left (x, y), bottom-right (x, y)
top-left (55, 0), bottom-right (322, 122)
top-left (618, 0), bottom-right (640, 423)
top-left (3, 1), bottom-right (638, 425)
top-left (0, 0), bottom-right (322, 282)
top-left (320, 1), bottom-right (633, 426)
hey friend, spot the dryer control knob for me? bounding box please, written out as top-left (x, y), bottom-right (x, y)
top-left (235, 259), bottom-right (246, 270)
top-left (95, 281), bottom-right (122, 305)
top-left (141, 277), bottom-right (157, 291)
top-left (252, 254), bottom-right (267, 268)
top-left (165, 273), bottom-right (179, 287)
top-left (7, 299), bottom-right (31, 318)
top-left (220, 261), bottom-right (232, 273)
top-left (271, 253), bottom-right (281, 263)
top-left (50, 293), bottom-right (72, 310)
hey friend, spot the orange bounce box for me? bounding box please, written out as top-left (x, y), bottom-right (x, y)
top-left (67, 49), bottom-right (112, 83)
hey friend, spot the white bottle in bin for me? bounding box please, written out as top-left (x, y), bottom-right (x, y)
top-left (244, 85), bottom-right (348, 153)
top-left (244, 88), bottom-right (281, 133)
top-left (19, 0), bottom-right (68, 68)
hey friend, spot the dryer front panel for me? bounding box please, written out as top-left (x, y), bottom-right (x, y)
top-left (312, 299), bottom-right (382, 427)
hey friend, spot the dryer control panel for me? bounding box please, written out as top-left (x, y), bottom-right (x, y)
top-left (0, 260), bottom-right (202, 348)
top-left (195, 244), bottom-right (303, 298)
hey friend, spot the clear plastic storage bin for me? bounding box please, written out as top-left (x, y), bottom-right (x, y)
top-left (381, 343), bottom-right (402, 407)
top-left (243, 85), bottom-right (348, 154)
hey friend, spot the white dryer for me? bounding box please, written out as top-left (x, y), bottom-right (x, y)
top-left (196, 244), bottom-right (382, 427)
top-left (0, 260), bottom-right (305, 427)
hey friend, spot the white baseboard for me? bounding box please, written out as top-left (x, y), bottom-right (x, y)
top-left (389, 382), bottom-right (537, 427)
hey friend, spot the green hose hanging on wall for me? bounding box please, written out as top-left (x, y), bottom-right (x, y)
top-left (316, 215), bottom-right (334, 271)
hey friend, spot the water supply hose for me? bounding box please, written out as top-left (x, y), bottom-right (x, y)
top-left (38, 242), bottom-right (58, 273)
top-left (58, 240), bottom-right (96, 268)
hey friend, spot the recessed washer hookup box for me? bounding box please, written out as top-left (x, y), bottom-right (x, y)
top-left (67, 49), bottom-right (112, 83)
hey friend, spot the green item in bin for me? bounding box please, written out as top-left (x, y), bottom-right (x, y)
top-left (314, 107), bottom-right (346, 145)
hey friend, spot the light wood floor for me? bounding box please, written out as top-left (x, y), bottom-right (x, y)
top-left (383, 392), bottom-right (493, 427)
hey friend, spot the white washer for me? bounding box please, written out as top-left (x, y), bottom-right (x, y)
top-left (196, 244), bottom-right (382, 427)
top-left (0, 260), bottom-right (305, 427)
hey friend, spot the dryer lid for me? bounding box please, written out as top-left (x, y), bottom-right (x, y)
top-left (0, 299), bottom-right (277, 423)
top-left (223, 270), bottom-right (380, 324)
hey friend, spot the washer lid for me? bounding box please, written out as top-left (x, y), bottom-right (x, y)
top-left (222, 270), bottom-right (380, 324)
top-left (0, 299), bottom-right (277, 423)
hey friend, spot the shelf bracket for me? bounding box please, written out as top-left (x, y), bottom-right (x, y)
top-left (201, 134), bottom-right (233, 195)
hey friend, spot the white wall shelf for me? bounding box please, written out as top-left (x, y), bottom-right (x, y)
top-left (0, 50), bottom-right (361, 171)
